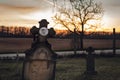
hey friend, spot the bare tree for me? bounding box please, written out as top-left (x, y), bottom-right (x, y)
top-left (14, 27), bottom-right (19, 35)
top-left (1, 26), bottom-right (5, 33)
top-left (53, 0), bottom-right (103, 49)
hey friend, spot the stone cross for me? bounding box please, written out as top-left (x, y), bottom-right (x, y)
top-left (30, 19), bottom-right (56, 48)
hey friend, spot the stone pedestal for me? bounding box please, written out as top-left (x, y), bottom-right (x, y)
top-left (23, 46), bottom-right (56, 80)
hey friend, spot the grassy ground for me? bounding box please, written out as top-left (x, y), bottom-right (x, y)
top-left (0, 57), bottom-right (120, 80)
top-left (56, 57), bottom-right (120, 80)
top-left (0, 61), bottom-right (23, 80)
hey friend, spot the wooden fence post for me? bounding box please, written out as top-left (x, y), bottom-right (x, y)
top-left (73, 28), bottom-right (77, 55)
top-left (113, 28), bottom-right (116, 55)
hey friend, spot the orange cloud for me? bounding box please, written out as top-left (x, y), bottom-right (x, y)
top-left (0, 3), bottom-right (40, 14)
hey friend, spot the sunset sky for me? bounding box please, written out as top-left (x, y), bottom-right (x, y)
top-left (0, 0), bottom-right (120, 32)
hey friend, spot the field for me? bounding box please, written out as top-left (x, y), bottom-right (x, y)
top-left (0, 57), bottom-right (120, 80)
top-left (0, 38), bottom-right (120, 53)
top-left (0, 38), bottom-right (120, 80)
top-left (56, 57), bottom-right (120, 80)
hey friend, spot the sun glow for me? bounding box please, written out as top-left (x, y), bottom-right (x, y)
top-left (21, 10), bottom-right (120, 32)
top-left (100, 15), bottom-right (114, 32)
top-left (22, 10), bottom-right (55, 28)
top-left (84, 15), bottom-right (114, 32)
top-left (25, 11), bottom-right (72, 30)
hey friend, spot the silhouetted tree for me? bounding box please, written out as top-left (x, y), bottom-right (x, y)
top-left (1, 26), bottom-right (5, 33)
top-left (14, 27), bottom-right (18, 35)
top-left (0, 26), bottom-right (31, 37)
top-left (6, 27), bottom-right (9, 34)
top-left (53, 0), bottom-right (103, 49)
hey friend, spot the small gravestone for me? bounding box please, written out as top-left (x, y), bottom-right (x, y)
top-left (22, 19), bottom-right (57, 80)
top-left (85, 46), bottom-right (97, 75)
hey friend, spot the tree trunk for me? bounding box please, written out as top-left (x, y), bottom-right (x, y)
top-left (80, 24), bottom-right (84, 50)
top-left (73, 29), bottom-right (77, 55)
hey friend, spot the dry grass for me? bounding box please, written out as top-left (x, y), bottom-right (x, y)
top-left (0, 57), bottom-right (120, 80)
top-left (0, 38), bottom-right (32, 52)
top-left (0, 38), bottom-right (120, 52)
top-left (55, 57), bottom-right (120, 80)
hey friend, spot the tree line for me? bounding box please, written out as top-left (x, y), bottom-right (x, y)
top-left (0, 25), bottom-right (120, 39)
top-left (56, 31), bottom-right (120, 39)
top-left (0, 26), bottom-right (31, 38)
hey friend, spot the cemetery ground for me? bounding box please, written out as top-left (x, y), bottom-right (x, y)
top-left (0, 38), bottom-right (120, 80)
top-left (0, 57), bottom-right (120, 80)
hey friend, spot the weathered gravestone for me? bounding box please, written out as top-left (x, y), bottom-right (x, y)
top-left (85, 46), bottom-right (97, 75)
top-left (22, 19), bottom-right (57, 80)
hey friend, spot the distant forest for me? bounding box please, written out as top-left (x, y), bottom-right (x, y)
top-left (0, 25), bottom-right (120, 39)
top-left (0, 26), bottom-right (31, 38)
